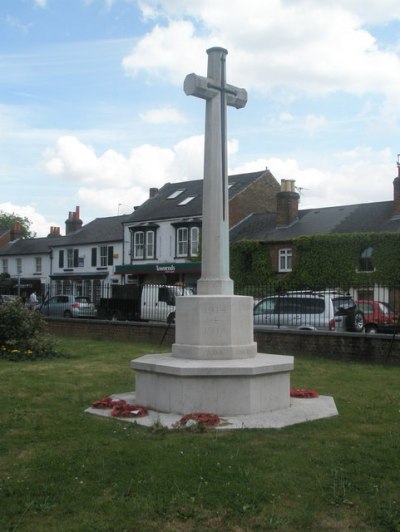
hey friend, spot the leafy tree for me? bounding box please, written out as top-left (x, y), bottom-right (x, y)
top-left (0, 211), bottom-right (35, 238)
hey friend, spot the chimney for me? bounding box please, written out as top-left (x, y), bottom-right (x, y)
top-left (10, 222), bottom-right (22, 241)
top-left (393, 156), bottom-right (400, 218)
top-left (276, 179), bottom-right (300, 227)
top-left (149, 187), bottom-right (159, 198)
top-left (65, 206), bottom-right (83, 235)
top-left (47, 226), bottom-right (61, 238)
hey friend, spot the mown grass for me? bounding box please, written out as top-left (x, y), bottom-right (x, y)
top-left (1, 335), bottom-right (399, 531)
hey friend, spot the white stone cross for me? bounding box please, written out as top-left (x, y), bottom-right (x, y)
top-left (184, 47), bottom-right (247, 295)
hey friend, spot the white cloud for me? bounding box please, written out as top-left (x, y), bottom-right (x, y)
top-left (124, 0), bottom-right (400, 104)
top-left (33, 0), bottom-right (47, 7)
top-left (43, 134), bottom-right (243, 216)
top-left (304, 114), bottom-right (327, 134)
top-left (139, 106), bottom-right (186, 124)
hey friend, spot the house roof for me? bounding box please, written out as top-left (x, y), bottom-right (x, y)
top-left (125, 170), bottom-right (272, 224)
top-left (0, 236), bottom-right (63, 256)
top-left (230, 200), bottom-right (400, 243)
top-left (0, 215), bottom-right (129, 256)
top-left (50, 214), bottom-right (129, 248)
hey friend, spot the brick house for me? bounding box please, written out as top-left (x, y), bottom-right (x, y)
top-left (230, 164), bottom-right (400, 302)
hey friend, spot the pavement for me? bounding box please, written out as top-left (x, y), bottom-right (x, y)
top-left (85, 391), bottom-right (338, 430)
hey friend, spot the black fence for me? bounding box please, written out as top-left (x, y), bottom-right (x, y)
top-left (30, 281), bottom-right (400, 333)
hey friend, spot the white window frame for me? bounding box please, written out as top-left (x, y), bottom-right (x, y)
top-left (279, 248), bottom-right (292, 272)
top-left (133, 231), bottom-right (144, 260)
top-left (16, 258), bottom-right (22, 274)
top-left (2, 259), bottom-right (8, 273)
top-left (100, 246), bottom-right (108, 267)
top-left (67, 249), bottom-right (74, 268)
top-left (190, 226), bottom-right (200, 257)
top-left (177, 227), bottom-right (188, 257)
top-left (146, 230), bottom-right (155, 259)
top-left (35, 257), bottom-right (42, 274)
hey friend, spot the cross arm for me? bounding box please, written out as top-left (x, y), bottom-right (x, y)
top-left (184, 73), bottom-right (248, 109)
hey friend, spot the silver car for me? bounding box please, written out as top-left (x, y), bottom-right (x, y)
top-left (253, 291), bottom-right (364, 333)
top-left (39, 295), bottom-right (97, 318)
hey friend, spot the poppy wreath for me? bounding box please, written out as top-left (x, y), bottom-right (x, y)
top-left (92, 396), bottom-right (148, 417)
top-left (180, 412), bottom-right (221, 427)
top-left (290, 388), bottom-right (319, 398)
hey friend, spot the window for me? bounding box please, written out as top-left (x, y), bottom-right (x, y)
top-left (67, 249), bottom-right (73, 268)
top-left (100, 246), bottom-right (108, 267)
top-left (190, 227), bottom-right (200, 256)
top-left (175, 225), bottom-right (201, 258)
top-left (146, 231), bottom-right (154, 259)
top-left (167, 189), bottom-right (184, 199)
top-left (178, 196), bottom-right (196, 205)
top-left (131, 228), bottom-right (156, 260)
top-left (16, 258), bottom-right (22, 274)
top-left (278, 248), bottom-right (292, 272)
top-left (35, 257), bottom-right (42, 274)
top-left (59, 250), bottom-right (64, 268)
top-left (133, 231), bottom-right (144, 259)
top-left (66, 249), bottom-right (78, 268)
top-left (91, 248), bottom-right (97, 267)
top-left (359, 246), bottom-right (374, 272)
top-left (2, 259), bottom-right (8, 273)
top-left (177, 227), bottom-right (188, 257)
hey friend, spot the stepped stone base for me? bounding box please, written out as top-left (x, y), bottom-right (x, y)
top-left (132, 352), bottom-right (294, 416)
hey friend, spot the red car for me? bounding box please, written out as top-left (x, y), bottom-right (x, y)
top-left (356, 300), bottom-right (399, 334)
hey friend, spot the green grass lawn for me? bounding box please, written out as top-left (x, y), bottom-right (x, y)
top-left (1, 336), bottom-right (399, 532)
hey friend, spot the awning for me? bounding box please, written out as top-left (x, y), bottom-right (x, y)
top-left (50, 272), bottom-right (109, 281)
top-left (115, 262), bottom-right (201, 275)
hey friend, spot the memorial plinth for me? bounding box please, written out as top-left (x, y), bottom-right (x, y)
top-left (132, 47), bottom-right (294, 418)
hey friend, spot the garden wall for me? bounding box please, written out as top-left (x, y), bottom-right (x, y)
top-left (45, 318), bottom-right (400, 366)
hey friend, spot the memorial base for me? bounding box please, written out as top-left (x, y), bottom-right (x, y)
top-left (132, 353), bottom-right (294, 416)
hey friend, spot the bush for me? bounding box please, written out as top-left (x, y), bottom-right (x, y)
top-left (0, 300), bottom-right (64, 360)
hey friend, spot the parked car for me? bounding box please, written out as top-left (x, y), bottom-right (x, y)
top-left (38, 295), bottom-right (97, 318)
top-left (356, 300), bottom-right (399, 334)
top-left (253, 291), bottom-right (364, 332)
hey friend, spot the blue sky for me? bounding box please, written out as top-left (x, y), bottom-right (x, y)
top-left (2, 0), bottom-right (400, 236)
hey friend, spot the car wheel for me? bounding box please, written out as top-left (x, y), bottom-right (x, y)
top-left (365, 325), bottom-right (378, 334)
top-left (346, 311), bottom-right (364, 332)
top-left (63, 310), bottom-right (73, 318)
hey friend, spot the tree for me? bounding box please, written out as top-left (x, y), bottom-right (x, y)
top-left (0, 211), bottom-right (35, 238)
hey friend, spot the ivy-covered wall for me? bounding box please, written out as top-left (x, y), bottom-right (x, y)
top-left (230, 233), bottom-right (400, 288)
top-left (230, 240), bottom-right (274, 288)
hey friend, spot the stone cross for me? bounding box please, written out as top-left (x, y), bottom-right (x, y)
top-left (184, 47), bottom-right (247, 296)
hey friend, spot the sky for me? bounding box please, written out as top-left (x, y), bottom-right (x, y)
top-left (2, 0), bottom-right (400, 236)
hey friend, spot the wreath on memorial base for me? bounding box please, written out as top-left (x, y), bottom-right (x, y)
top-left (179, 412), bottom-right (221, 427)
top-left (290, 388), bottom-right (319, 398)
top-left (92, 396), bottom-right (148, 418)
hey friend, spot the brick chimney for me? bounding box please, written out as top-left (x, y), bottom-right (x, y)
top-left (393, 157), bottom-right (400, 218)
top-left (276, 179), bottom-right (300, 227)
top-left (47, 226), bottom-right (61, 238)
top-left (149, 187), bottom-right (159, 198)
top-left (10, 222), bottom-right (22, 241)
top-left (65, 206), bottom-right (83, 235)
